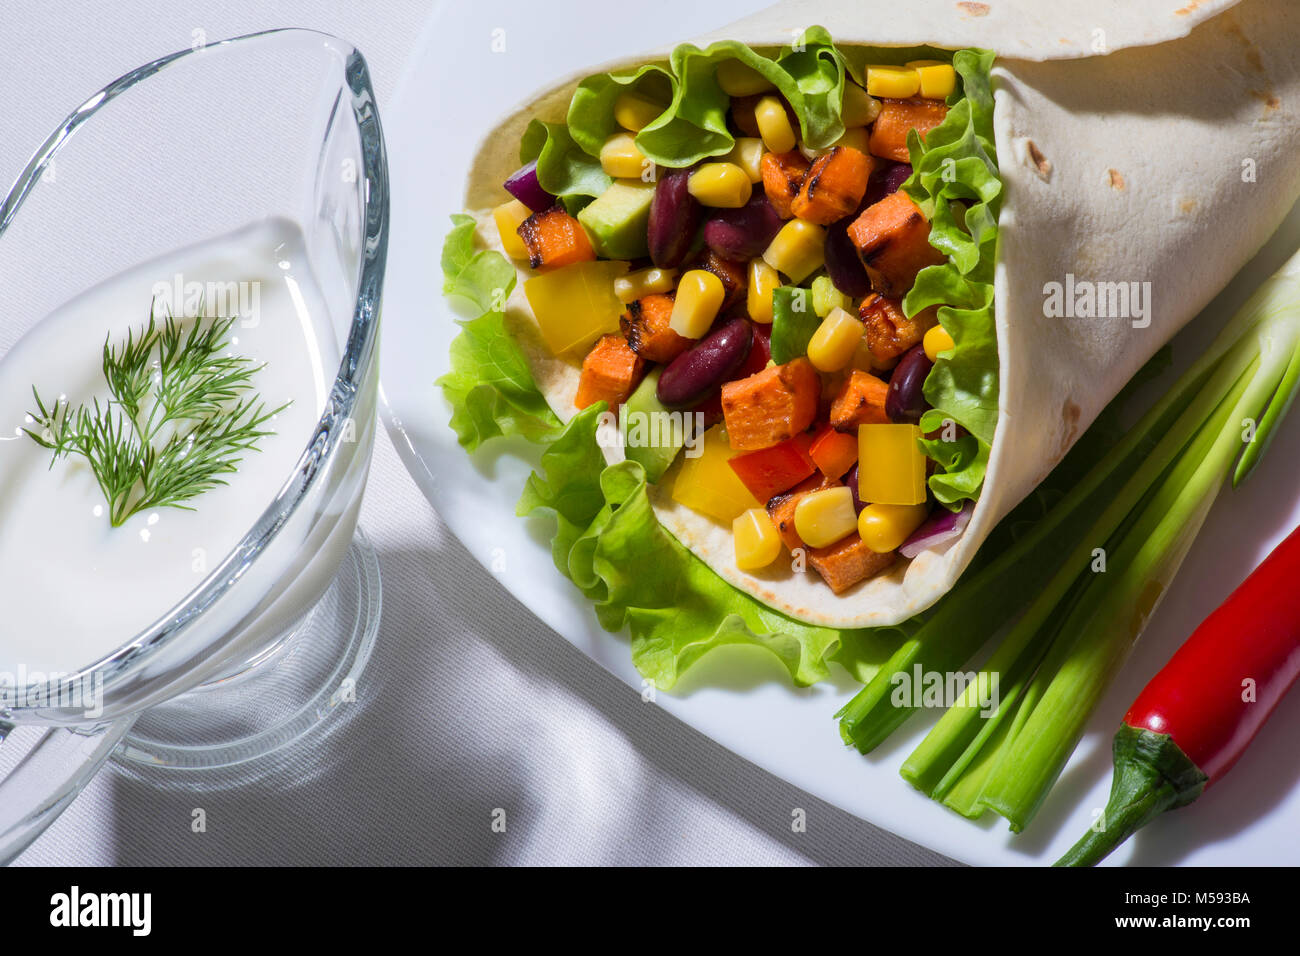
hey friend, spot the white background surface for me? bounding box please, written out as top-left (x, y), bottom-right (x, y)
top-left (1, 0), bottom-right (950, 867)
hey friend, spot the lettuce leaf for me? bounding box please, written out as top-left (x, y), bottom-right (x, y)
top-left (437, 216), bottom-right (906, 688)
top-left (902, 49), bottom-right (1001, 508)
top-left (517, 405), bottom-right (904, 689)
top-left (520, 119), bottom-right (610, 212)
top-left (436, 215), bottom-right (563, 450)
top-left (560, 27), bottom-right (849, 173)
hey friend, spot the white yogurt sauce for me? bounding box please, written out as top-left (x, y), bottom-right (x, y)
top-left (0, 218), bottom-right (336, 677)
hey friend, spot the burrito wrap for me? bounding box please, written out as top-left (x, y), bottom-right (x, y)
top-left (462, 0), bottom-right (1300, 627)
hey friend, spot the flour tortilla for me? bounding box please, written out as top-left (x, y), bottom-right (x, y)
top-left (464, 0), bottom-right (1300, 627)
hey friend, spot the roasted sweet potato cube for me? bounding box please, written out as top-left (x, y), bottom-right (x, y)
top-left (760, 149), bottom-right (812, 220)
top-left (620, 293), bottom-right (691, 363)
top-left (765, 474), bottom-right (838, 552)
top-left (575, 334), bottom-right (646, 410)
top-left (859, 294), bottom-right (939, 363)
top-left (792, 146), bottom-right (876, 225)
top-left (846, 192), bottom-right (945, 296)
top-left (693, 249), bottom-right (749, 310)
top-left (721, 357), bottom-right (820, 450)
top-left (518, 205), bottom-right (596, 271)
top-left (808, 534), bottom-right (897, 593)
top-left (868, 97), bottom-right (949, 163)
top-left (830, 369), bottom-right (890, 431)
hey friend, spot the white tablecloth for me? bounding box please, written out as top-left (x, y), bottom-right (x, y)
top-left (2, 0), bottom-right (950, 866)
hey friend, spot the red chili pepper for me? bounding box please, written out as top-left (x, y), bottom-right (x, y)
top-left (1057, 523), bottom-right (1300, 866)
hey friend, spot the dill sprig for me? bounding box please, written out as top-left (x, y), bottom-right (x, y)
top-left (25, 298), bottom-right (289, 527)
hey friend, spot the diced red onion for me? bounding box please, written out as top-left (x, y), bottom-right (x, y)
top-left (899, 502), bottom-right (972, 559)
top-left (504, 160), bottom-right (555, 212)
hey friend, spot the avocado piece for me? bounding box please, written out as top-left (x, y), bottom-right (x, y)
top-left (621, 368), bottom-right (686, 483)
top-left (578, 180), bottom-right (655, 260)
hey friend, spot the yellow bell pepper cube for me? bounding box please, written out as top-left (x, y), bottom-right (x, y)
top-left (858, 423), bottom-right (928, 506)
top-left (523, 259), bottom-right (629, 355)
top-left (492, 199), bottom-right (532, 261)
top-left (906, 60), bottom-right (957, 99)
top-left (671, 425), bottom-right (761, 523)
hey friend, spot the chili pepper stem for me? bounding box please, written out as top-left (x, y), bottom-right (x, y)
top-left (1055, 725), bottom-right (1207, 867)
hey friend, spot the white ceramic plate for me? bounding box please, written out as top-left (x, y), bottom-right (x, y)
top-left (378, 0), bottom-right (1300, 865)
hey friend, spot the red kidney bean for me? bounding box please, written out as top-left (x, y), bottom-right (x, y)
top-left (647, 168), bottom-right (701, 268)
top-left (703, 194), bottom-right (782, 261)
top-left (657, 318), bottom-right (753, 409)
top-left (843, 463), bottom-right (867, 514)
top-left (861, 161), bottom-right (913, 209)
top-left (824, 218), bottom-right (871, 298)
top-left (886, 345), bottom-right (933, 424)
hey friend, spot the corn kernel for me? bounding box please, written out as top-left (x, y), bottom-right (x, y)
top-left (810, 276), bottom-right (849, 318)
top-left (726, 137), bottom-right (766, 183)
top-left (858, 424), bottom-right (928, 506)
top-left (794, 487), bottom-right (858, 548)
top-left (716, 59), bottom-right (775, 97)
top-left (747, 259), bottom-right (781, 324)
top-left (807, 307), bottom-right (864, 372)
top-left (923, 324), bottom-right (955, 361)
top-left (841, 82), bottom-right (882, 127)
top-left (858, 503), bottom-right (930, 553)
top-left (762, 219), bottom-right (826, 284)
top-left (600, 132), bottom-right (648, 180)
top-left (492, 199), bottom-right (532, 260)
top-left (833, 126), bottom-right (872, 154)
top-left (755, 96), bottom-right (797, 153)
top-left (907, 60), bottom-right (957, 99)
top-left (687, 162), bottom-right (753, 208)
top-left (613, 90), bottom-right (664, 132)
top-left (614, 266), bottom-right (677, 304)
top-left (669, 269), bottom-right (725, 338)
top-left (733, 507), bottom-right (782, 570)
top-left (866, 65), bottom-right (920, 99)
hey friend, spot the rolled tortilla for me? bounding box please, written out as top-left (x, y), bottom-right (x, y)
top-left (462, 0), bottom-right (1300, 627)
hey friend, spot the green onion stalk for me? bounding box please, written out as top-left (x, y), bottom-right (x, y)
top-left (838, 247), bottom-right (1300, 833)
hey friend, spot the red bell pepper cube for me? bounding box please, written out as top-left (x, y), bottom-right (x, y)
top-left (727, 435), bottom-right (817, 503)
top-left (808, 424), bottom-right (859, 480)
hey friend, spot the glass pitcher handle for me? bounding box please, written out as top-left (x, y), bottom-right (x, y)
top-left (0, 717), bottom-right (135, 864)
